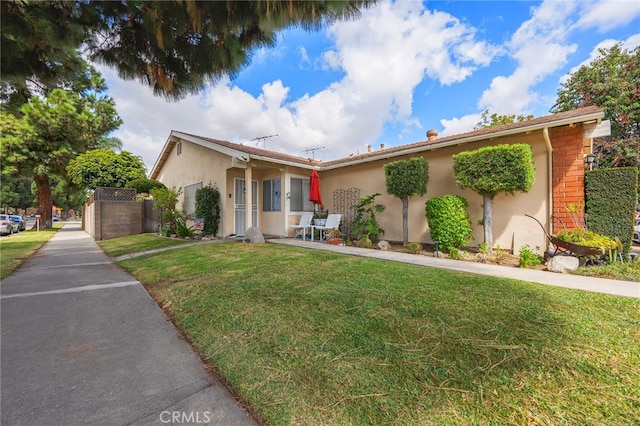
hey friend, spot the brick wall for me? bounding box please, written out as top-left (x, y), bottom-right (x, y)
top-left (551, 124), bottom-right (586, 233)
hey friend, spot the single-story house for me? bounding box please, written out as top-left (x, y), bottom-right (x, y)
top-left (149, 105), bottom-right (609, 253)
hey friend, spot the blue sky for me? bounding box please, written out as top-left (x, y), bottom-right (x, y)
top-left (98, 0), bottom-right (640, 170)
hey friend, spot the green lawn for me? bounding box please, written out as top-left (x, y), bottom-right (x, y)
top-left (118, 242), bottom-right (640, 425)
top-left (0, 228), bottom-right (58, 279)
top-left (96, 233), bottom-right (193, 257)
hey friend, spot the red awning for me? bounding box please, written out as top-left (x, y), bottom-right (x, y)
top-left (309, 170), bottom-right (322, 206)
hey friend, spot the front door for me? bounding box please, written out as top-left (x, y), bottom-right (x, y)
top-left (234, 178), bottom-right (258, 235)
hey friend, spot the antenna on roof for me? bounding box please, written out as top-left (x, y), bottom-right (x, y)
top-left (251, 134), bottom-right (278, 148)
top-left (304, 146), bottom-right (325, 159)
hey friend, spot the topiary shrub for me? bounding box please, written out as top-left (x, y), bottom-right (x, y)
top-left (585, 167), bottom-right (638, 257)
top-left (425, 194), bottom-right (473, 252)
top-left (453, 143), bottom-right (535, 248)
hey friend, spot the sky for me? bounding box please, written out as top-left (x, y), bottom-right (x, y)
top-left (97, 0), bottom-right (640, 171)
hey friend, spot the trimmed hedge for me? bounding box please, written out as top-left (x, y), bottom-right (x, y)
top-left (425, 194), bottom-right (473, 252)
top-left (585, 167), bottom-right (638, 256)
top-left (452, 143), bottom-right (535, 196)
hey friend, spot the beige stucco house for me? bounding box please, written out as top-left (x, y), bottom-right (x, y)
top-left (150, 105), bottom-right (608, 253)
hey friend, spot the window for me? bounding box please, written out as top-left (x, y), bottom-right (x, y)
top-left (290, 178), bottom-right (314, 211)
top-left (177, 142), bottom-right (182, 155)
top-left (263, 178), bottom-right (281, 212)
top-left (183, 182), bottom-right (202, 214)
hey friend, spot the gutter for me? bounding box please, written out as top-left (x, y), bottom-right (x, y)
top-left (543, 127), bottom-right (553, 237)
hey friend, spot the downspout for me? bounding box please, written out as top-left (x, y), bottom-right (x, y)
top-left (543, 127), bottom-right (553, 237)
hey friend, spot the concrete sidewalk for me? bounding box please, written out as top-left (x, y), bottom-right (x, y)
top-left (0, 222), bottom-right (257, 426)
top-left (270, 239), bottom-right (640, 299)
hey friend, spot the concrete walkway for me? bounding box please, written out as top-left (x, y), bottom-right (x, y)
top-left (0, 222), bottom-right (257, 426)
top-left (270, 239), bottom-right (640, 299)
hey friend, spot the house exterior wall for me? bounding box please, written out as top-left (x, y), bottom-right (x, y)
top-left (151, 116), bottom-right (596, 251)
top-left (550, 124), bottom-right (586, 233)
top-left (321, 132), bottom-right (550, 253)
top-left (155, 139), bottom-right (233, 237)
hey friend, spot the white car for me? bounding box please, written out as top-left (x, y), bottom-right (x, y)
top-left (633, 217), bottom-right (640, 244)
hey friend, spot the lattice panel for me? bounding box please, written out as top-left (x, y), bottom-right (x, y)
top-left (93, 187), bottom-right (137, 201)
top-left (332, 187), bottom-right (360, 237)
top-left (333, 188), bottom-right (345, 224)
top-left (345, 187), bottom-right (360, 238)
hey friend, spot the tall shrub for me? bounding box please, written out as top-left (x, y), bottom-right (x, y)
top-left (453, 144), bottom-right (535, 249)
top-left (352, 193), bottom-right (386, 243)
top-left (425, 195), bottom-right (473, 252)
top-left (150, 186), bottom-right (182, 230)
top-left (195, 184), bottom-right (221, 236)
top-left (384, 157), bottom-right (429, 244)
top-left (585, 167), bottom-right (638, 256)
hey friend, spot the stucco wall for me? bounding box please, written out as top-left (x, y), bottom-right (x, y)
top-left (320, 132), bottom-right (550, 253)
top-left (155, 139), bottom-right (232, 236)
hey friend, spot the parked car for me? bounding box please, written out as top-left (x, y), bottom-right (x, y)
top-left (633, 217), bottom-right (640, 245)
top-left (10, 215), bottom-right (26, 231)
top-left (0, 214), bottom-right (15, 235)
top-left (52, 214), bottom-right (60, 221)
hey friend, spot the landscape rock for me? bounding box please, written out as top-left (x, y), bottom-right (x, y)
top-left (546, 255), bottom-right (579, 273)
top-left (244, 226), bottom-right (265, 244)
top-left (377, 240), bottom-right (390, 251)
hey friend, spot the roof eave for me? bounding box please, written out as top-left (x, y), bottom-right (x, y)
top-left (321, 109), bottom-right (604, 170)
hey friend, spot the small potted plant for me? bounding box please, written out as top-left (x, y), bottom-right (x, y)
top-left (324, 227), bottom-right (344, 245)
top-left (313, 207), bottom-right (328, 226)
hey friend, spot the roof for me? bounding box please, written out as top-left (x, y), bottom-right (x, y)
top-left (150, 105), bottom-right (604, 178)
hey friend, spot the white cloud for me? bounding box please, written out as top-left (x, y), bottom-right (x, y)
top-left (106, 0), bottom-right (499, 167)
top-left (440, 113), bottom-right (482, 136)
top-left (100, 0), bottom-right (637, 170)
top-left (576, 0), bottom-right (640, 32)
top-left (478, 0), bottom-right (577, 115)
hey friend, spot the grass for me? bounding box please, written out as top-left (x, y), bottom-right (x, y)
top-left (117, 242), bottom-right (640, 425)
top-left (96, 233), bottom-right (192, 257)
top-left (0, 228), bottom-right (58, 279)
top-left (573, 257), bottom-right (640, 282)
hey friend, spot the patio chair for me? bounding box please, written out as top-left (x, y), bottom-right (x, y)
top-left (311, 213), bottom-right (341, 242)
top-left (290, 213), bottom-right (313, 240)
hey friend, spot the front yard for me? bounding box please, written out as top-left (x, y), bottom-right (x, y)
top-left (116, 242), bottom-right (640, 425)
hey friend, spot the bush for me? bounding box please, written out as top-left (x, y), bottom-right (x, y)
top-left (125, 177), bottom-right (166, 194)
top-left (519, 245), bottom-right (542, 268)
top-left (195, 184), bottom-right (221, 236)
top-left (352, 193), bottom-right (385, 242)
top-left (175, 218), bottom-right (194, 238)
top-left (425, 194), bottom-right (473, 252)
top-left (404, 242), bottom-right (421, 254)
top-left (585, 167), bottom-right (638, 256)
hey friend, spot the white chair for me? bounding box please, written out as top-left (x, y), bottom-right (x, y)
top-left (311, 214), bottom-right (341, 242)
top-left (290, 213), bottom-right (313, 240)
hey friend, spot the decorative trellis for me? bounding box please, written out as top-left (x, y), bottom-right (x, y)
top-left (89, 187), bottom-right (137, 205)
top-left (333, 187), bottom-right (360, 237)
